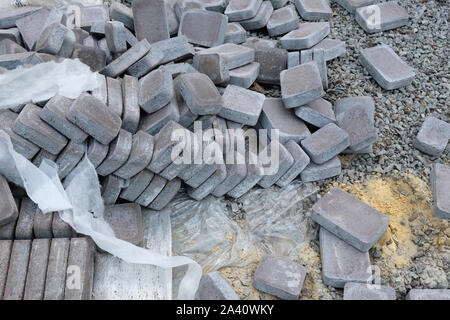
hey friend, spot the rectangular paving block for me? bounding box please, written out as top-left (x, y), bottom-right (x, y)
top-left (254, 46), bottom-right (288, 84)
top-left (52, 212), bottom-right (75, 239)
top-left (337, 106), bottom-right (377, 152)
top-left (413, 116), bottom-right (450, 157)
top-left (355, 1), bottom-right (408, 33)
top-left (80, 5), bottom-right (109, 29)
top-left (313, 48), bottom-right (328, 89)
top-left (71, 43), bottom-right (106, 72)
top-left (0, 27), bottom-right (21, 44)
top-left (335, 96), bottom-right (375, 126)
top-left (110, 1), bottom-right (134, 31)
top-left (258, 140), bottom-right (294, 188)
top-left (336, 0), bottom-right (376, 13)
top-left (35, 22), bottom-right (70, 56)
top-left (121, 75), bottom-right (140, 134)
top-left (193, 52), bottom-right (230, 85)
top-left (64, 237), bottom-right (94, 300)
top-left (161, 62), bottom-right (198, 78)
top-left (135, 175), bottom-right (167, 207)
top-left (225, 0), bottom-right (262, 21)
top-left (195, 271), bottom-right (240, 300)
top-left (174, 0), bottom-right (205, 20)
top-left (15, 197), bottom-right (36, 240)
top-left (280, 22), bottom-right (330, 50)
top-left (220, 84), bottom-right (265, 126)
top-left (104, 204), bottom-right (143, 246)
top-left (244, 36), bottom-right (278, 49)
top-left (133, 0), bottom-right (170, 44)
top-left (0, 174), bottom-right (18, 227)
top-left (0, 6), bottom-right (42, 29)
top-left (212, 162), bottom-right (247, 197)
top-left (312, 187), bottom-right (390, 252)
top-left (0, 51), bottom-right (42, 70)
top-left (34, 209), bottom-right (53, 239)
top-left (270, 0), bottom-right (289, 9)
top-left (229, 62), bottom-right (260, 88)
top-left (300, 123), bottom-right (349, 164)
top-left (68, 93), bottom-right (122, 145)
top-left (267, 4), bottom-right (298, 37)
top-left (105, 21), bottom-right (127, 54)
top-left (276, 140), bottom-right (310, 187)
top-left (0, 110), bottom-right (39, 160)
top-left (319, 228), bottom-right (372, 288)
top-left (55, 141), bottom-right (85, 180)
top-left (115, 131), bottom-right (154, 179)
top-left (188, 164), bottom-right (227, 201)
top-left (253, 255), bottom-right (307, 300)
top-left (120, 170), bottom-right (154, 202)
top-left (100, 175), bottom-right (123, 206)
top-left (0, 240), bottom-right (12, 299)
top-left (198, 43), bottom-right (255, 70)
top-left (101, 39), bottom-right (151, 78)
top-left (148, 178), bottom-right (181, 210)
top-left (281, 61), bottom-right (325, 108)
top-left (106, 77), bottom-right (123, 118)
top-left (178, 9), bottom-right (228, 48)
top-left (177, 73), bottom-right (223, 115)
top-left (343, 282), bottom-right (396, 300)
top-left (0, 220), bottom-right (16, 240)
top-left (139, 97), bottom-right (180, 136)
top-left (224, 22), bottom-right (246, 44)
top-left (359, 44), bottom-right (415, 90)
top-left (3, 239), bottom-right (31, 300)
top-left (227, 157), bottom-right (264, 198)
top-left (239, 0), bottom-right (273, 31)
top-left (312, 38), bottom-right (346, 61)
top-left (91, 75), bottom-right (108, 105)
top-left (431, 163), bottom-right (450, 220)
top-left (86, 138), bottom-right (109, 169)
top-left (295, 98), bottom-right (336, 128)
top-left (98, 38), bottom-right (113, 64)
top-left (139, 68), bottom-right (175, 113)
top-left (96, 129), bottom-right (133, 177)
top-left (0, 38), bottom-right (27, 55)
top-left (43, 238), bottom-right (70, 300)
top-left (301, 156), bottom-right (341, 182)
top-left (23, 238), bottom-right (51, 300)
top-left (406, 289), bottom-right (450, 300)
top-left (32, 149), bottom-right (57, 168)
top-left (295, 0), bottom-right (333, 21)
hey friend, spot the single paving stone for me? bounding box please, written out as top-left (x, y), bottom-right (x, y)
top-left (312, 187), bottom-right (390, 252)
top-left (71, 43), bottom-right (106, 72)
top-left (224, 22), bottom-right (246, 44)
top-left (406, 289), bottom-right (450, 300)
top-left (86, 138), bottom-right (109, 169)
top-left (198, 43), bottom-right (255, 70)
top-left (281, 61), bottom-right (325, 108)
top-left (253, 255), bottom-right (307, 300)
top-left (64, 237), bottom-right (94, 300)
top-left (229, 62), bottom-right (260, 89)
top-left (195, 271), bottom-right (240, 300)
top-left (312, 38), bottom-right (346, 61)
top-left (147, 121), bottom-right (187, 173)
top-left (105, 21), bottom-right (127, 54)
top-left (121, 75), bottom-right (140, 133)
top-left (89, 21), bottom-right (106, 37)
top-left (80, 5), bottom-right (109, 29)
top-left (276, 140), bottom-right (310, 187)
top-left (295, 0), bottom-right (333, 21)
top-left (239, 0), bottom-right (273, 31)
top-left (334, 96), bottom-right (375, 126)
top-left (14, 103), bottom-right (68, 155)
top-left (0, 6), bottom-right (42, 29)
top-left (32, 150), bottom-right (57, 168)
top-left (300, 156), bottom-right (341, 182)
top-left (183, 142), bottom-right (221, 187)
top-left (97, 129), bottom-right (133, 177)
top-left (91, 75), bottom-right (108, 105)
top-left (220, 84), bottom-right (265, 126)
top-left (179, 9), bottom-right (228, 48)
top-left (104, 204), bottom-right (143, 246)
top-left (0, 174), bottom-right (18, 227)
top-left (106, 77), bottom-right (123, 118)
top-left (177, 73), bottom-right (223, 116)
top-left (101, 175), bottom-right (123, 206)
top-left (267, 4), bottom-right (299, 37)
top-left (115, 131), bottom-right (154, 179)
top-left (120, 170), bottom-right (154, 202)
top-left (23, 238), bottom-right (51, 300)
top-left (252, 46), bottom-right (288, 84)
top-left (193, 52), bottom-right (229, 85)
top-left (55, 141), bottom-right (85, 180)
top-left (0, 28), bottom-right (21, 44)
top-left (3, 239), bottom-right (31, 300)
top-left (336, 106), bottom-right (378, 152)
top-left (0, 51), bottom-right (42, 69)
top-left (413, 116), bottom-right (450, 157)
top-left (132, 0), bottom-right (170, 44)
top-left (139, 97), bottom-right (180, 136)
top-left (313, 48), bottom-right (328, 89)
top-left (110, 1), bottom-right (134, 31)
top-left (52, 212), bottom-right (75, 239)
top-left (359, 44), bottom-right (415, 90)
top-left (174, 0), bottom-right (205, 20)
top-left (139, 68), bottom-right (174, 113)
top-left (227, 157), bottom-right (264, 198)
top-left (98, 38), bottom-right (113, 64)
top-left (258, 140), bottom-right (294, 188)
top-left (344, 283), bottom-right (396, 300)
top-left (81, 35), bottom-right (97, 48)
top-left (0, 240), bottom-right (12, 299)
top-left (319, 228), bottom-right (372, 288)
top-left (431, 163), bottom-right (450, 220)
top-left (14, 197), bottom-right (36, 240)
top-left (225, 0), bottom-right (262, 22)
top-left (43, 238), bottom-right (70, 300)
top-left (148, 178), bottom-right (181, 210)
top-left (135, 175), bottom-right (167, 207)
top-left (0, 221), bottom-right (15, 240)
top-left (244, 36), bottom-right (278, 49)
top-left (0, 110), bottom-right (40, 159)
top-left (188, 164), bottom-right (227, 200)
top-left (0, 38), bottom-right (27, 55)
top-left (280, 22), bottom-right (330, 50)
top-left (295, 98), bottom-right (336, 128)
top-left (355, 1), bottom-right (408, 34)
top-left (212, 161), bottom-right (247, 197)
top-left (166, 2), bottom-right (179, 36)
top-left (336, 0), bottom-right (376, 13)
top-left (68, 93), bottom-right (122, 145)
top-left (199, 0), bottom-right (228, 12)
top-left (35, 22), bottom-right (70, 55)
top-left (33, 209), bottom-right (53, 239)
top-left (287, 51), bottom-right (299, 68)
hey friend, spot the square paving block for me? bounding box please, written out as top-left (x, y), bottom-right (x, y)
top-left (224, 23), bottom-right (246, 44)
top-left (55, 141), bottom-right (85, 180)
top-left (139, 97), bottom-right (181, 136)
top-left (280, 22), bottom-right (330, 50)
top-left (355, 1), bottom-right (408, 34)
top-left (295, 0), bottom-right (333, 21)
top-left (148, 178), bottom-right (181, 210)
top-left (239, 1), bottom-right (273, 31)
top-left (267, 4), bottom-right (299, 37)
top-left (135, 175), bottom-right (167, 207)
top-left (253, 46), bottom-right (288, 85)
top-left (104, 204), bottom-right (143, 246)
top-left (139, 68), bottom-right (174, 113)
top-left (258, 140), bottom-right (294, 188)
top-left (120, 170), bottom-right (154, 202)
top-left (312, 38), bottom-right (346, 61)
top-left (406, 289), bottom-right (450, 300)
top-left (96, 129), bottom-right (133, 177)
top-left (86, 138), bottom-right (109, 169)
top-left (132, 0), bottom-right (170, 44)
top-left (229, 62), bottom-right (260, 89)
top-left (100, 175), bottom-right (123, 206)
top-left (0, 6), bottom-right (42, 29)
top-left (413, 116), bottom-right (449, 157)
top-left (188, 164), bottom-right (227, 200)
top-left (225, 0), bottom-right (263, 22)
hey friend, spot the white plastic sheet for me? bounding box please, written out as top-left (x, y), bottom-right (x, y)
top-left (0, 131), bottom-right (202, 300)
top-left (0, 0), bottom-right (103, 12)
top-left (0, 59), bottom-right (102, 108)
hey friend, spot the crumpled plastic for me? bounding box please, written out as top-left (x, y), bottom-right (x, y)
top-left (0, 0), bottom-right (103, 12)
top-left (0, 59), bottom-right (102, 108)
top-left (0, 130), bottom-right (202, 300)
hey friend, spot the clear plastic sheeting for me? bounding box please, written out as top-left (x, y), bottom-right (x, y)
top-left (172, 182), bottom-right (319, 274)
top-left (0, 59), bottom-right (102, 108)
top-left (0, 0), bottom-right (103, 12)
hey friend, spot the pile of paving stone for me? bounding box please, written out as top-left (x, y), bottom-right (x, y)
top-left (0, 0), bottom-right (449, 300)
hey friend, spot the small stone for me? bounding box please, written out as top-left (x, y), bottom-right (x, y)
top-left (253, 255), bottom-right (307, 300)
top-left (295, 98), bottom-right (336, 128)
top-left (55, 141), bottom-right (85, 179)
top-left (344, 283), bottom-right (396, 300)
top-left (295, 0), bottom-right (333, 21)
top-left (86, 138), bottom-right (109, 169)
top-left (229, 62), bottom-right (260, 88)
top-left (413, 117), bottom-right (449, 157)
top-left (139, 68), bottom-right (174, 113)
top-left (97, 129), bottom-right (133, 177)
top-left (239, 1), bottom-right (273, 31)
top-left (280, 22), bottom-right (330, 50)
top-left (276, 140), bottom-right (310, 187)
top-left (225, 0), bottom-right (263, 22)
top-left (149, 178), bottom-right (181, 210)
top-left (132, 0), bottom-right (170, 44)
top-left (355, 1), bottom-right (408, 34)
top-left (224, 23), bottom-right (246, 44)
top-left (267, 5), bottom-right (299, 37)
top-left (311, 187), bottom-right (390, 252)
top-left (195, 271), bottom-right (240, 300)
top-left (431, 163), bottom-right (450, 220)
top-left (104, 204), bottom-right (143, 246)
top-left (300, 156), bottom-right (341, 182)
top-left (120, 170), bottom-right (155, 202)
